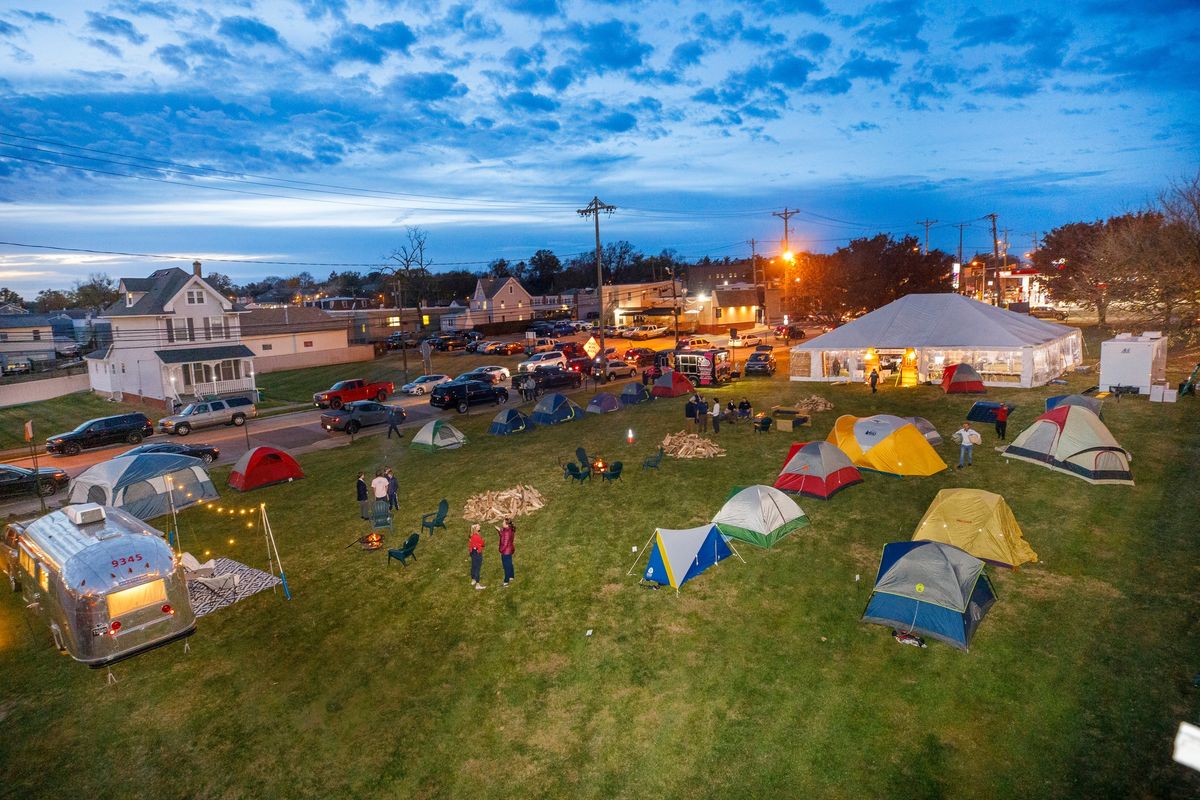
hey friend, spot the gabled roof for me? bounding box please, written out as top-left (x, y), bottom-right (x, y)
top-left (713, 288), bottom-right (759, 307)
top-left (154, 344), bottom-right (255, 364)
top-left (103, 268), bottom-right (243, 317)
top-left (0, 313), bottom-right (58, 329)
top-left (793, 293), bottom-right (1078, 350)
top-left (477, 276), bottom-right (527, 299)
top-left (240, 306), bottom-right (349, 337)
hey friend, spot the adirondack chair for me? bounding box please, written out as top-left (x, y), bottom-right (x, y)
top-left (387, 533), bottom-right (420, 566)
top-left (575, 447), bottom-right (591, 470)
top-left (371, 499), bottom-right (393, 529)
top-left (641, 447), bottom-right (664, 470)
top-left (421, 499), bottom-right (449, 537)
top-left (752, 416), bottom-right (773, 433)
top-left (601, 461), bottom-right (623, 482)
top-left (565, 462), bottom-right (590, 483)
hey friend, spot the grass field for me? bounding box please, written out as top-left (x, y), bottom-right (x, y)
top-left (2, 343), bottom-right (1200, 799)
top-left (0, 393), bottom-right (151, 452)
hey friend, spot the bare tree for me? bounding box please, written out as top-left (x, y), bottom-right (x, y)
top-left (386, 227), bottom-right (433, 333)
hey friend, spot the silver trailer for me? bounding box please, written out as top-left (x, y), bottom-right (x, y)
top-left (2, 503), bottom-right (195, 667)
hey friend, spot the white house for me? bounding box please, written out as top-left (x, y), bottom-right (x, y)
top-left (0, 314), bottom-right (61, 371)
top-left (87, 261), bottom-right (255, 407)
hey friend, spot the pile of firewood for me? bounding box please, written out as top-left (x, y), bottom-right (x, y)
top-left (462, 485), bottom-right (546, 522)
top-left (794, 395), bottom-right (835, 414)
top-left (661, 431), bottom-right (727, 459)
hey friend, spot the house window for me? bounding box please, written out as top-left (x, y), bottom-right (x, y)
top-left (120, 363), bottom-right (126, 373)
top-left (386, 316), bottom-right (400, 327)
top-left (261, 343), bottom-right (273, 351)
top-left (126, 292), bottom-right (134, 307)
top-left (186, 290), bottom-right (204, 305)
top-left (0, 333), bottom-right (6, 341)
top-left (303, 340), bottom-right (313, 348)
top-left (32, 330), bottom-right (41, 341)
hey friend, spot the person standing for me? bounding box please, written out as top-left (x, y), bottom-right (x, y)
top-left (710, 397), bottom-right (721, 434)
top-left (685, 395), bottom-right (697, 427)
top-left (386, 467), bottom-right (399, 510)
top-left (371, 468), bottom-right (389, 501)
top-left (356, 471), bottom-right (369, 520)
top-left (869, 368), bottom-right (879, 394)
top-left (697, 396), bottom-right (709, 433)
top-left (469, 524), bottom-right (486, 589)
top-left (952, 422), bottom-right (982, 469)
top-left (386, 406), bottom-right (404, 439)
top-left (994, 404), bottom-right (1009, 440)
top-left (497, 518), bottom-right (515, 587)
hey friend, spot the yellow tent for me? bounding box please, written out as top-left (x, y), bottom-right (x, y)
top-left (912, 488), bottom-right (1037, 568)
top-left (826, 414), bottom-right (947, 477)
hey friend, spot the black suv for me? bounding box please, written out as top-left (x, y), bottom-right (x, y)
top-left (46, 413), bottom-right (154, 456)
top-left (437, 334), bottom-right (469, 352)
top-left (529, 366), bottom-right (583, 390)
top-left (430, 380), bottom-right (509, 413)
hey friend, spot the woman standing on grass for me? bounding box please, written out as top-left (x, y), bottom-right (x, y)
top-left (497, 518), bottom-right (515, 587)
top-left (469, 524), bottom-right (487, 590)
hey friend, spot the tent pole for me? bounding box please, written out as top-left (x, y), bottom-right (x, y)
top-left (167, 477), bottom-right (181, 555)
top-left (725, 538), bottom-right (746, 564)
top-left (261, 503), bottom-right (292, 600)
top-left (626, 531), bottom-right (657, 575)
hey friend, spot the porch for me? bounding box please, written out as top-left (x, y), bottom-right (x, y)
top-left (155, 344), bottom-right (257, 403)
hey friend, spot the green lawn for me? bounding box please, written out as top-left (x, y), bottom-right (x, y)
top-left (2, 346), bottom-right (1199, 799)
top-left (0, 393), bottom-right (151, 452)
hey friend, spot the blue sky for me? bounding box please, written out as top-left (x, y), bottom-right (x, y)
top-left (0, 0), bottom-right (1197, 294)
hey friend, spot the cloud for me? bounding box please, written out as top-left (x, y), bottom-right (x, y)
top-left (546, 66), bottom-right (573, 91)
top-left (596, 111), bottom-right (636, 132)
top-left (0, 20), bottom-right (19, 37)
top-left (85, 37), bottom-right (123, 57)
top-left (503, 90), bottom-right (559, 112)
top-left (1086, 0), bottom-right (1200, 15)
top-left (111, 1), bottom-right (182, 20)
top-left (806, 76), bottom-right (851, 95)
top-left (504, 0), bottom-right (561, 18)
top-left (296, 0), bottom-right (349, 20)
top-left (898, 79), bottom-right (951, 109)
top-left (670, 40), bottom-right (705, 69)
top-left (85, 13), bottom-right (147, 45)
top-left (564, 20), bottom-right (653, 73)
top-left (795, 31), bottom-right (832, 53)
top-left (839, 53), bottom-right (900, 82)
top-left (760, 0), bottom-right (828, 14)
top-left (767, 54), bottom-right (816, 87)
top-left (440, 4), bottom-right (502, 41)
top-left (848, 121), bottom-right (880, 132)
top-left (954, 13), bottom-right (1022, 47)
top-left (12, 10), bottom-right (61, 24)
top-left (154, 44), bottom-right (188, 72)
top-left (857, 0), bottom-right (928, 53)
top-left (975, 78), bottom-right (1041, 98)
top-left (390, 71), bottom-right (467, 102)
top-left (327, 21), bottom-right (415, 64)
top-left (217, 16), bottom-right (285, 48)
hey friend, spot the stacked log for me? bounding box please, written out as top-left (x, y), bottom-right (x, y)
top-left (661, 431), bottom-right (726, 459)
top-left (794, 395), bottom-right (834, 414)
top-left (463, 485), bottom-right (546, 522)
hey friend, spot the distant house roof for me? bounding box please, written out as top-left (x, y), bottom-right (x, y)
top-left (477, 277), bottom-right (527, 299)
top-left (85, 345), bottom-right (113, 360)
top-left (103, 267), bottom-right (243, 317)
top-left (241, 306), bottom-right (349, 337)
top-left (0, 303), bottom-right (28, 315)
top-left (154, 344), bottom-right (255, 364)
top-left (0, 313), bottom-right (59, 329)
top-left (713, 288), bottom-right (760, 307)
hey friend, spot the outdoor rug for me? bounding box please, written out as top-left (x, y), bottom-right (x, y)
top-left (186, 558), bottom-right (283, 618)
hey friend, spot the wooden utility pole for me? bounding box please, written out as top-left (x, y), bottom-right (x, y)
top-left (772, 208), bottom-right (796, 254)
top-left (986, 213), bottom-right (1001, 305)
top-left (578, 196), bottom-right (616, 380)
top-left (772, 209), bottom-right (797, 315)
top-left (917, 219), bottom-right (938, 255)
top-left (954, 223), bottom-right (968, 293)
top-left (748, 239), bottom-right (762, 324)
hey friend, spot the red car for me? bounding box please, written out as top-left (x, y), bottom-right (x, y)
top-left (623, 347), bottom-right (656, 366)
top-left (312, 379), bottom-right (395, 409)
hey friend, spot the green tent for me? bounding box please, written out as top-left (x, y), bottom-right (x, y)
top-left (410, 419), bottom-right (466, 452)
top-left (711, 484), bottom-right (809, 548)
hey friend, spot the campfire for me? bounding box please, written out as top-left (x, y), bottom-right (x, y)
top-left (360, 532), bottom-right (384, 551)
top-left (592, 458), bottom-right (606, 473)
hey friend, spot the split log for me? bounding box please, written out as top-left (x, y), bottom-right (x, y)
top-left (661, 431), bottom-right (726, 459)
top-left (462, 485), bottom-right (546, 522)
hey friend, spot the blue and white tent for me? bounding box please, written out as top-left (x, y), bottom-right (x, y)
top-left (620, 382), bottom-right (651, 406)
top-left (641, 524), bottom-right (733, 590)
top-left (586, 392), bottom-right (621, 414)
top-left (531, 393), bottom-right (583, 426)
top-left (489, 408), bottom-right (534, 436)
top-left (861, 540), bottom-right (997, 650)
top-left (67, 453), bottom-right (218, 520)
top-left (1045, 394), bottom-right (1103, 418)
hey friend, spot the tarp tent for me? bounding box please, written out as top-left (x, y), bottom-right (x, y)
top-left (641, 524), bottom-right (732, 590)
top-left (912, 489), bottom-right (1036, 568)
top-left (69, 453), bottom-right (218, 519)
top-left (228, 446), bottom-right (304, 492)
top-left (586, 392), bottom-right (621, 414)
top-left (712, 485), bottom-right (808, 548)
top-left (905, 416), bottom-right (943, 446)
top-left (1046, 394), bottom-right (1103, 418)
top-left (826, 414), bottom-right (947, 477)
top-left (489, 408), bottom-right (533, 436)
top-left (774, 441), bottom-right (863, 500)
top-left (411, 420), bottom-right (467, 451)
top-left (651, 370), bottom-right (694, 398)
top-left (620, 382), bottom-right (651, 405)
top-left (967, 401), bottom-right (1015, 424)
top-left (941, 362), bottom-right (986, 393)
top-left (531, 393), bottom-right (583, 425)
top-left (789, 293), bottom-right (1083, 388)
top-left (1002, 405), bottom-right (1132, 485)
top-left (861, 540), bottom-right (997, 650)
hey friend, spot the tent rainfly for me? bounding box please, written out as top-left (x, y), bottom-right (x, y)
top-left (826, 414), bottom-right (947, 477)
top-left (228, 446), bottom-right (304, 492)
top-left (639, 524), bottom-right (732, 590)
top-left (941, 362), bottom-right (986, 393)
top-left (489, 408), bottom-right (534, 436)
top-left (411, 420), bottom-right (466, 451)
top-left (912, 489), bottom-right (1037, 568)
top-left (1002, 405), bottom-right (1132, 485)
top-left (967, 401), bottom-right (1015, 424)
top-left (651, 370), bottom-right (694, 398)
top-left (620, 382), bottom-right (652, 405)
top-left (586, 392), bottom-right (621, 414)
top-left (1045, 394), bottom-right (1103, 418)
top-left (68, 453), bottom-right (218, 520)
top-left (712, 485), bottom-right (808, 548)
top-left (789, 293), bottom-right (1083, 388)
top-left (531, 393), bottom-right (583, 425)
top-left (905, 416), bottom-right (943, 446)
top-left (774, 441), bottom-right (863, 500)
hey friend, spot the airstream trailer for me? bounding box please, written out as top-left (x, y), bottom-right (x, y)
top-left (2, 503), bottom-right (195, 667)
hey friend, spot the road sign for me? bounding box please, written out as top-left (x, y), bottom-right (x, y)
top-left (583, 336), bottom-right (600, 359)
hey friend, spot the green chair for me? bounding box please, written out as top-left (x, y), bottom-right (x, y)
top-left (421, 499), bottom-right (449, 537)
top-left (371, 499), bottom-right (393, 529)
top-left (575, 447), bottom-right (591, 470)
top-left (565, 462), bottom-right (590, 483)
top-left (753, 416), bottom-right (773, 433)
top-left (641, 447), bottom-right (664, 470)
top-left (387, 533), bottom-right (420, 566)
top-left (601, 461), bottom-right (623, 482)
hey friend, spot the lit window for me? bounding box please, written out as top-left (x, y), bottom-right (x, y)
top-left (107, 579), bottom-right (166, 617)
top-left (386, 316), bottom-right (401, 327)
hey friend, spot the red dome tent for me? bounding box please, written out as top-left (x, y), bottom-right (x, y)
top-left (228, 446), bottom-right (305, 492)
top-left (941, 363), bottom-right (986, 394)
top-left (650, 370), bottom-right (695, 398)
top-left (774, 441), bottom-right (863, 500)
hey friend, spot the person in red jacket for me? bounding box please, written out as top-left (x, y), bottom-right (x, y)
top-left (468, 524), bottom-right (486, 590)
top-left (994, 404), bottom-right (1010, 440)
top-left (497, 518), bottom-right (516, 587)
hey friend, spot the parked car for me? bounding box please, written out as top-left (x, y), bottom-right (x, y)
top-left (728, 332), bottom-right (764, 348)
top-left (517, 351), bottom-right (567, 373)
top-left (54, 338), bottom-right (81, 357)
top-left (591, 347), bottom-right (620, 365)
top-left (557, 341), bottom-right (585, 359)
top-left (524, 337), bottom-right (559, 355)
top-left (493, 341), bottom-right (526, 355)
top-left (430, 380), bottom-right (509, 412)
top-left (401, 374), bottom-right (451, 395)
top-left (121, 441), bottom-right (221, 464)
top-left (675, 336), bottom-right (714, 351)
top-left (158, 396), bottom-right (257, 436)
top-left (472, 365), bottom-right (510, 383)
top-left (3, 361), bottom-right (31, 375)
top-left (529, 366), bottom-right (583, 390)
top-left (437, 335), bottom-right (469, 351)
top-left (320, 401), bottom-right (405, 434)
top-left (552, 321), bottom-right (576, 337)
top-left (773, 324), bottom-right (806, 340)
top-left (0, 464), bottom-right (70, 498)
top-left (1030, 305), bottom-right (1068, 320)
top-left (745, 352), bottom-right (777, 376)
top-left (46, 413), bottom-right (154, 456)
top-left (386, 331), bottom-right (418, 349)
top-left (628, 325), bottom-right (668, 340)
top-left (600, 359), bottom-right (637, 380)
top-left (313, 379), bottom-right (395, 409)
top-left (622, 347), bottom-right (657, 367)
top-left (565, 356), bottom-right (594, 375)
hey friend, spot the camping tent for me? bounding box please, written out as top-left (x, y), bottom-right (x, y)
top-left (68, 453), bottom-right (218, 519)
top-left (967, 401), bottom-right (1015, 424)
top-left (620, 382), bottom-right (651, 405)
top-left (773, 441), bottom-right (863, 499)
top-left (941, 362), bottom-right (986, 393)
top-left (228, 446), bottom-right (304, 492)
top-left (489, 408), bottom-right (533, 436)
top-left (1002, 405), bottom-right (1133, 484)
top-left (861, 540), bottom-right (997, 650)
top-left (651, 370), bottom-right (694, 398)
top-left (789, 293), bottom-right (1083, 388)
top-left (586, 392), bottom-right (621, 414)
top-left (712, 485), bottom-right (808, 548)
top-left (826, 414), bottom-right (947, 476)
top-left (530, 393), bottom-right (583, 425)
top-left (641, 524), bottom-right (732, 590)
top-left (912, 489), bottom-right (1037, 568)
top-left (411, 420), bottom-right (467, 451)
top-left (905, 416), bottom-right (943, 446)
top-left (1046, 394), bottom-right (1103, 418)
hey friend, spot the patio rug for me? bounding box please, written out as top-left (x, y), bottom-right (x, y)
top-left (186, 558), bottom-right (283, 618)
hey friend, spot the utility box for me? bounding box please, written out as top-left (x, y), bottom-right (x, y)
top-left (1100, 332), bottom-right (1167, 395)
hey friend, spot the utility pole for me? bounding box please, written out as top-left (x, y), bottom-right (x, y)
top-left (748, 239), bottom-right (761, 323)
top-left (917, 219), bottom-right (938, 255)
top-left (578, 196), bottom-right (616, 381)
top-left (986, 213), bottom-right (1001, 306)
top-left (1000, 227), bottom-right (1012, 269)
top-left (954, 223), bottom-right (967, 293)
top-left (772, 208), bottom-right (797, 316)
top-left (772, 208), bottom-right (796, 254)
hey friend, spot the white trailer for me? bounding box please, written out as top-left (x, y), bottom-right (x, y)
top-left (1099, 332), bottom-right (1167, 395)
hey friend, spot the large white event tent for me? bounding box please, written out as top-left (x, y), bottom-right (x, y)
top-left (789, 294), bottom-right (1083, 388)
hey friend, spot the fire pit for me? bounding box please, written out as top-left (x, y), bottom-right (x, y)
top-left (592, 458), bottom-right (607, 475)
top-left (360, 532), bottom-right (385, 551)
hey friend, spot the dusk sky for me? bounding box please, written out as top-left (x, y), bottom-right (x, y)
top-left (0, 0), bottom-right (1197, 296)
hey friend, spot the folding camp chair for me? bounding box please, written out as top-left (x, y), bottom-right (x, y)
top-left (387, 533), bottom-right (421, 566)
top-left (181, 552), bottom-right (216, 578)
top-left (421, 499), bottom-right (449, 537)
top-left (191, 572), bottom-right (240, 601)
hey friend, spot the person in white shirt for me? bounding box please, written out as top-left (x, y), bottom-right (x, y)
top-left (952, 422), bottom-right (982, 468)
top-left (371, 468), bottom-right (389, 499)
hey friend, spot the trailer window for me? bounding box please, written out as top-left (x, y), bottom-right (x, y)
top-left (18, 545), bottom-right (35, 576)
top-left (106, 579), bottom-right (166, 618)
top-left (37, 564), bottom-right (49, 592)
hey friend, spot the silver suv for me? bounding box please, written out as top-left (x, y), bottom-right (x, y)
top-left (158, 396), bottom-right (257, 436)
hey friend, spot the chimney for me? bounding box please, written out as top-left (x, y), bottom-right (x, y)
top-left (192, 260), bottom-right (202, 277)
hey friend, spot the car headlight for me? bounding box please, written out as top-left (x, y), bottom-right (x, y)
top-left (51, 438), bottom-right (63, 444)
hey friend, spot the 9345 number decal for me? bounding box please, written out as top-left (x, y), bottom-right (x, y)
top-left (111, 553), bottom-right (144, 568)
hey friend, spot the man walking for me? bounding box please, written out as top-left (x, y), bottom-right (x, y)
top-left (994, 404), bottom-right (1009, 440)
top-left (869, 368), bottom-right (879, 394)
top-left (386, 406), bottom-right (404, 439)
top-left (952, 422), bottom-right (982, 469)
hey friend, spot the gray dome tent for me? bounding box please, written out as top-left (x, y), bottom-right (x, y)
top-left (68, 453), bottom-right (218, 520)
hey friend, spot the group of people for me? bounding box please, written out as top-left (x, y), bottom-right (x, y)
top-left (683, 394), bottom-right (753, 433)
top-left (468, 518), bottom-right (516, 590)
top-left (517, 375), bottom-right (543, 402)
top-left (355, 467), bottom-right (399, 518)
top-left (950, 407), bottom-right (1009, 469)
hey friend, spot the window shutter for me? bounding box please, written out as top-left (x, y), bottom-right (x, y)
top-left (167, 320), bottom-right (175, 343)
top-left (204, 319), bottom-right (211, 341)
top-left (186, 318), bottom-right (195, 341)
top-left (223, 318), bottom-right (230, 339)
